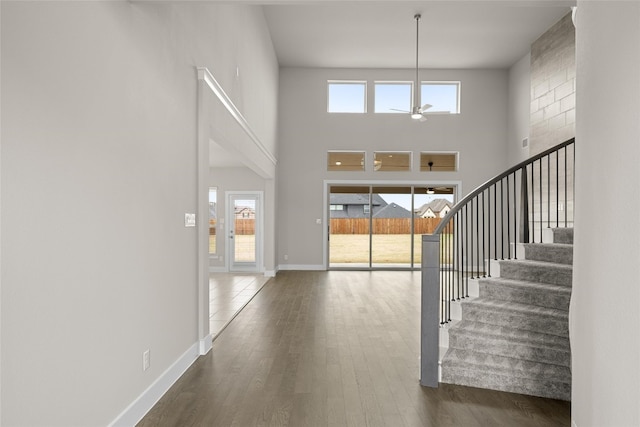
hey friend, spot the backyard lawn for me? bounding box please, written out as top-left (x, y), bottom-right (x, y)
top-left (330, 234), bottom-right (453, 264)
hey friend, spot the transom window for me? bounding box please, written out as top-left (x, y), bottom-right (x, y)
top-left (421, 82), bottom-right (460, 114)
top-left (327, 81), bottom-right (367, 113)
top-left (374, 82), bottom-right (412, 113)
top-left (327, 151), bottom-right (365, 172)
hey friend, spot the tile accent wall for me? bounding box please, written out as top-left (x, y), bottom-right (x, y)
top-left (530, 12), bottom-right (575, 155)
top-left (528, 12), bottom-right (575, 236)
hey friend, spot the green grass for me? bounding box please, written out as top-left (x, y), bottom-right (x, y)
top-left (330, 234), bottom-right (453, 264)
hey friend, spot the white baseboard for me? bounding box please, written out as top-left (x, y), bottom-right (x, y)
top-left (199, 334), bottom-right (213, 355)
top-left (108, 342), bottom-right (200, 427)
top-left (278, 264), bottom-right (324, 271)
top-left (264, 269), bottom-right (277, 277)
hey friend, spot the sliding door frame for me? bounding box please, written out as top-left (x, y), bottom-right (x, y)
top-left (322, 180), bottom-right (462, 270)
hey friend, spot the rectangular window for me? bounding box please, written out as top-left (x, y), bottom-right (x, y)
top-left (327, 151), bottom-right (365, 171)
top-left (373, 151), bottom-right (412, 172)
top-left (374, 82), bottom-right (412, 113)
top-left (327, 81), bottom-right (366, 113)
top-left (420, 153), bottom-right (458, 172)
top-left (421, 81), bottom-right (460, 114)
top-left (330, 205), bottom-right (345, 211)
top-left (363, 204), bottom-right (370, 215)
top-left (209, 188), bottom-right (217, 254)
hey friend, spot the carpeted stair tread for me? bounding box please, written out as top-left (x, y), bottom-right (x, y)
top-left (552, 228), bottom-right (574, 244)
top-left (499, 259), bottom-right (572, 287)
top-left (442, 348), bottom-right (571, 382)
top-left (441, 348), bottom-right (571, 400)
top-left (461, 298), bottom-right (568, 337)
top-left (450, 319), bottom-right (570, 351)
top-left (448, 320), bottom-right (570, 366)
top-left (523, 243), bottom-right (573, 265)
top-left (478, 277), bottom-right (571, 310)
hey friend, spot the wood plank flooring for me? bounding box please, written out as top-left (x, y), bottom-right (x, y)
top-left (138, 271), bottom-right (571, 426)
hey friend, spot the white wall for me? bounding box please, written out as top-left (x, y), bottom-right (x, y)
top-left (0, 2), bottom-right (278, 425)
top-left (507, 53), bottom-right (531, 166)
top-left (276, 67), bottom-right (508, 268)
top-left (572, 2), bottom-right (640, 426)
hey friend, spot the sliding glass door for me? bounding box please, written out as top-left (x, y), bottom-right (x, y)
top-left (371, 187), bottom-right (413, 268)
top-left (329, 184), bottom-right (455, 270)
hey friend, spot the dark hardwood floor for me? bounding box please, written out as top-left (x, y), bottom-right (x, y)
top-left (138, 270), bottom-right (571, 426)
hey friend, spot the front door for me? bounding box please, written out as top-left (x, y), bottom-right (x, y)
top-left (227, 192), bottom-right (262, 272)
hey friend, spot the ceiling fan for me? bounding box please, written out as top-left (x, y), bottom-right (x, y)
top-left (391, 14), bottom-right (431, 121)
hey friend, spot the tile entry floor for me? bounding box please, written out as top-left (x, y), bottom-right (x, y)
top-left (209, 273), bottom-right (271, 338)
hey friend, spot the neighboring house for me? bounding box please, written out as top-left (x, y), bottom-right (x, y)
top-left (235, 206), bottom-right (255, 219)
top-left (415, 199), bottom-right (453, 218)
top-left (372, 202), bottom-right (413, 219)
top-left (329, 193), bottom-right (388, 218)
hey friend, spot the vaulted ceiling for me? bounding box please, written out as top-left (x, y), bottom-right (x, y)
top-left (263, 1), bottom-right (574, 69)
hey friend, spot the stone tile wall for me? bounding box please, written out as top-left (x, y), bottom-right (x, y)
top-left (530, 12), bottom-right (575, 154)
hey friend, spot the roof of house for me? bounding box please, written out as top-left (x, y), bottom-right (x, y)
top-left (330, 193), bottom-right (387, 207)
top-left (373, 203), bottom-right (413, 219)
top-left (415, 198), bottom-right (453, 216)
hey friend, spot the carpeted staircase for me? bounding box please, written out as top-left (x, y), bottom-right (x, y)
top-left (440, 228), bottom-right (573, 401)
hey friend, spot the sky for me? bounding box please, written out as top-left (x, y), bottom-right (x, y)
top-left (328, 81), bottom-right (459, 113)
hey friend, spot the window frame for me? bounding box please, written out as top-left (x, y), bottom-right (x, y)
top-left (419, 152), bottom-right (459, 172)
top-left (373, 81), bottom-right (413, 114)
top-left (420, 81), bottom-right (461, 114)
top-left (373, 151), bottom-right (413, 172)
top-left (327, 80), bottom-right (367, 114)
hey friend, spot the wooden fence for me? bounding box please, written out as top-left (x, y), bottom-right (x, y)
top-left (209, 219), bottom-right (255, 235)
top-left (330, 217), bottom-right (446, 235)
top-left (209, 218), bottom-right (448, 236)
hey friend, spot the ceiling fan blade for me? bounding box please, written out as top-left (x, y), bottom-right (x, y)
top-left (419, 115), bottom-right (428, 122)
top-left (389, 108), bottom-right (410, 113)
top-left (421, 103), bottom-right (433, 111)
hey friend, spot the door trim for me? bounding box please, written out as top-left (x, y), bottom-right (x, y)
top-left (225, 191), bottom-right (264, 273)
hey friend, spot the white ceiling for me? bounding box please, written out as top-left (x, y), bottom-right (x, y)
top-left (263, 1), bottom-right (574, 69)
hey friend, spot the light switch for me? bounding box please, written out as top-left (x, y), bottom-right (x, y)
top-left (185, 213), bottom-right (196, 227)
top-left (316, 219), bottom-right (322, 225)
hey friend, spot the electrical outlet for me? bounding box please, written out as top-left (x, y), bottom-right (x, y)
top-left (143, 349), bottom-right (150, 371)
top-left (284, 254), bottom-right (288, 261)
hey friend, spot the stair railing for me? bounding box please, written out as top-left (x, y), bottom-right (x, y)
top-left (420, 137), bottom-right (575, 387)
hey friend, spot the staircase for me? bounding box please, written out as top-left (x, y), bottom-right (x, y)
top-left (440, 228), bottom-right (573, 401)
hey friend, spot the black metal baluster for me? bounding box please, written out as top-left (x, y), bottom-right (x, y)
top-left (494, 183), bottom-right (497, 261)
top-left (470, 198), bottom-right (474, 280)
top-left (488, 186), bottom-right (492, 276)
top-left (447, 219), bottom-right (452, 322)
top-left (506, 174), bottom-right (511, 259)
top-left (475, 196), bottom-right (480, 279)
top-left (500, 179), bottom-right (504, 259)
top-left (456, 212), bottom-right (461, 301)
top-left (482, 191), bottom-right (486, 277)
top-left (513, 172), bottom-right (517, 259)
top-left (565, 146), bottom-right (568, 227)
top-left (556, 151), bottom-right (559, 228)
top-left (464, 203), bottom-right (469, 299)
top-left (531, 159), bottom-right (535, 243)
top-left (547, 154), bottom-right (551, 229)
top-left (539, 159), bottom-right (543, 242)
top-left (573, 144), bottom-right (575, 225)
